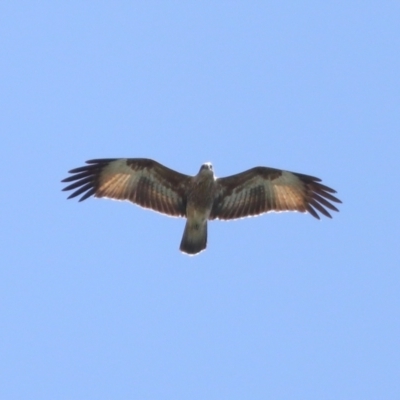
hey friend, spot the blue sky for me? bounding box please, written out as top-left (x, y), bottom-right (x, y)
top-left (1, 2), bottom-right (399, 399)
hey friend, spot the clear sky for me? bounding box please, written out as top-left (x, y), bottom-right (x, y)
top-left (1, 2), bottom-right (399, 399)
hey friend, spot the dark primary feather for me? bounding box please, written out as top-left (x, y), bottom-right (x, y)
top-left (61, 158), bottom-right (191, 217)
top-left (210, 167), bottom-right (341, 220)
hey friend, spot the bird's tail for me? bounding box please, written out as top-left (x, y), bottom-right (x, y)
top-left (180, 219), bottom-right (207, 255)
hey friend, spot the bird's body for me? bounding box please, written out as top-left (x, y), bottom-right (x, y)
top-left (180, 163), bottom-right (215, 254)
top-left (62, 158), bottom-right (341, 255)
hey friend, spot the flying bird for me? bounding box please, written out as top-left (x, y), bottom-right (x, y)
top-left (62, 158), bottom-right (341, 255)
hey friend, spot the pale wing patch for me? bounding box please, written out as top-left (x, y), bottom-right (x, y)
top-left (97, 159), bottom-right (140, 199)
top-left (271, 172), bottom-right (307, 211)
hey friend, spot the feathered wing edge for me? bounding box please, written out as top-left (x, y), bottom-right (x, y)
top-left (210, 167), bottom-right (342, 220)
top-left (61, 158), bottom-right (191, 217)
top-left (291, 173), bottom-right (341, 219)
top-left (62, 158), bottom-right (118, 201)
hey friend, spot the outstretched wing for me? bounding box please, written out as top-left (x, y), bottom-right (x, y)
top-left (210, 167), bottom-right (341, 220)
top-left (62, 158), bottom-right (191, 217)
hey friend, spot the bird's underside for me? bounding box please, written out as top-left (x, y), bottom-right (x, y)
top-left (62, 158), bottom-right (341, 255)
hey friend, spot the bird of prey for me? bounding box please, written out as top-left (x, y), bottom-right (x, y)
top-left (62, 158), bottom-right (341, 255)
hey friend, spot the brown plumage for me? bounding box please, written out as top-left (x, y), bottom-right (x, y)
top-left (62, 158), bottom-right (341, 255)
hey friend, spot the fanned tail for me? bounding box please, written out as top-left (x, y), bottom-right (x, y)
top-left (180, 219), bottom-right (207, 255)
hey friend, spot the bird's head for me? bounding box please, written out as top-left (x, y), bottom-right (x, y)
top-left (198, 162), bottom-right (214, 177)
